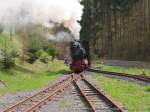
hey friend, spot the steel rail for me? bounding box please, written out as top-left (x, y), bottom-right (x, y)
top-left (73, 74), bottom-right (124, 112)
top-left (88, 69), bottom-right (150, 82)
top-left (73, 79), bottom-right (95, 112)
top-left (83, 76), bottom-right (124, 112)
top-left (26, 81), bottom-right (72, 112)
top-left (3, 73), bottom-right (125, 112)
top-left (3, 75), bottom-right (73, 112)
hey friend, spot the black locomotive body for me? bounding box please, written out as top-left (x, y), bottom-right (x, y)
top-left (69, 40), bottom-right (89, 73)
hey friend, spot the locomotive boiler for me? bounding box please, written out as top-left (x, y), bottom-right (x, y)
top-left (69, 40), bottom-right (89, 73)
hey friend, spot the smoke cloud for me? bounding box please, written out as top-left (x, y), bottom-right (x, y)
top-left (0, 0), bottom-right (83, 39)
top-left (48, 32), bottom-right (74, 42)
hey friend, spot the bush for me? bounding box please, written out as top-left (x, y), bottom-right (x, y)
top-left (36, 50), bottom-right (49, 64)
top-left (27, 49), bottom-right (50, 64)
top-left (46, 45), bottom-right (60, 61)
top-left (0, 49), bottom-right (19, 69)
top-left (26, 49), bottom-right (38, 64)
top-left (19, 24), bottom-right (49, 64)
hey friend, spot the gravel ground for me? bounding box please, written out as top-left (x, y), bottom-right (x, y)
top-left (0, 91), bottom-right (37, 111)
top-left (88, 71), bottom-right (150, 86)
top-left (0, 74), bottom-right (69, 112)
top-left (38, 73), bottom-right (126, 112)
top-left (0, 73), bottom-right (127, 112)
top-left (38, 83), bottom-right (90, 112)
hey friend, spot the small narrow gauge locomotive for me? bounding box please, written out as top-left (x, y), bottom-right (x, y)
top-left (69, 40), bottom-right (89, 73)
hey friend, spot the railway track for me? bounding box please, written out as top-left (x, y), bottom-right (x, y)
top-left (73, 74), bottom-right (124, 112)
top-left (2, 73), bottom-right (125, 112)
top-left (88, 69), bottom-right (150, 83)
top-left (3, 75), bottom-right (73, 112)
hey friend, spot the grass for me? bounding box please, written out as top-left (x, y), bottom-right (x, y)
top-left (96, 75), bottom-right (150, 112)
top-left (16, 59), bottom-right (69, 74)
top-left (0, 33), bottom-right (70, 96)
top-left (95, 64), bottom-right (150, 76)
top-left (0, 60), bottom-right (69, 96)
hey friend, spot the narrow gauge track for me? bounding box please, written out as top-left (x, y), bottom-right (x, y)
top-left (88, 69), bottom-right (150, 83)
top-left (73, 74), bottom-right (124, 112)
top-left (3, 75), bottom-right (74, 112)
top-left (3, 73), bottom-right (125, 112)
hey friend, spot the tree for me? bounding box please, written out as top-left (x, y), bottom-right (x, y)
top-left (46, 45), bottom-right (60, 61)
top-left (36, 50), bottom-right (49, 64)
top-left (0, 24), bottom-right (4, 33)
top-left (20, 25), bottom-right (49, 64)
top-left (0, 47), bottom-right (19, 69)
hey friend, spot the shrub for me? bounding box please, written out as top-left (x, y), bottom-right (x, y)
top-left (0, 49), bottom-right (19, 69)
top-left (46, 45), bottom-right (60, 61)
top-left (36, 50), bottom-right (49, 64)
top-left (26, 49), bottom-right (38, 64)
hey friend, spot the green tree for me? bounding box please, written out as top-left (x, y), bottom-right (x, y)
top-left (0, 48), bottom-right (19, 69)
top-left (36, 50), bottom-right (49, 64)
top-left (0, 24), bottom-right (4, 33)
top-left (21, 25), bottom-right (49, 64)
top-left (46, 45), bottom-right (60, 61)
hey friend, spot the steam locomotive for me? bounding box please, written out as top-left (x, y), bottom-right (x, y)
top-left (68, 40), bottom-right (89, 73)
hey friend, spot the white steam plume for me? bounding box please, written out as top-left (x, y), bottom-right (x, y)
top-left (0, 0), bottom-right (83, 39)
top-left (48, 32), bottom-right (73, 42)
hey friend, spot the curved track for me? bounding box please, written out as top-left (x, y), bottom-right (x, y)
top-left (88, 69), bottom-right (150, 83)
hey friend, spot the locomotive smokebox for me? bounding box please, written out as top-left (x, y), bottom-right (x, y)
top-left (70, 40), bottom-right (86, 61)
top-left (69, 39), bottom-right (89, 73)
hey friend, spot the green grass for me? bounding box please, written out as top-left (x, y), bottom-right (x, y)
top-left (95, 64), bottom-right (150, 76)
top-left (0, 60), bottom-right (69, 96)
top-left (0, 33), bottom-right (69, 96)
top-left (0, 71), bottom-right (60, 95)
top-left (96, 75), bottom-right (150, 112)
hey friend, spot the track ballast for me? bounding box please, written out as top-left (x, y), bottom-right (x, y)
top-left (3, 73), bottom-right (124, 112)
